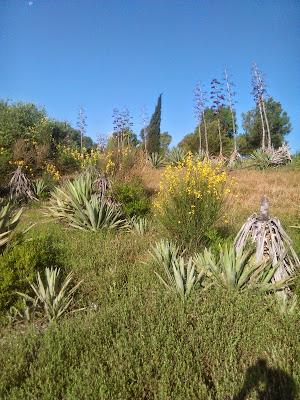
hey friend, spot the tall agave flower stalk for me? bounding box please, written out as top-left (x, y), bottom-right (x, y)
top-left (234, 197), bottom-right (299, 287)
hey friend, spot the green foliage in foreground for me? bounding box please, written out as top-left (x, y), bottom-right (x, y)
top-left (0, 206), bottom-right (299, 399)
top-left (110, 179), bottom-right (151, 218)
top-left (0, 232), bottom-right (64, 312)
top-left (0, 201), bottom-right (23, 251)
top-left (0, 287), bottom-right (298, 400)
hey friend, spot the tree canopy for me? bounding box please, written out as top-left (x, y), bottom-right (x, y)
top-left (147, 94), bottom-right (162, 154)
top-left (179, 106), bottom-right (236, 156)
top-left (239, 97), bottom-right (291, 155)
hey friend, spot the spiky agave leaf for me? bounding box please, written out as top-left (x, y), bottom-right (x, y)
top-left (149, 239), bottom-right (181, 270)
top-left (18, 267), bottom-right (83, 322)
top-left (68, 195), bottom-right (127, 231)
top-left (155, 255), bottom-right (205, 298)
top-left (130, 216), bottom-right (148, 236)
top-left (0, 202), bottom-right (23, 249)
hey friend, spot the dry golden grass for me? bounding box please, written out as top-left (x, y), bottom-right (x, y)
top-left (139, 164), bottom-right (299, 233)
top-left (226, 167), bottom-right (300, 232)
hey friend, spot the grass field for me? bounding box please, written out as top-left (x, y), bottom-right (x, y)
top-left (0, 164), bottom-right (299, 399)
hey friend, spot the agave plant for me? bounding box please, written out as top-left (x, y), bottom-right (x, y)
top-left (194, 149), bottom-right (208, 162)
top-left (165, 147), bottom-right (187, 165)
top-left (130, 216), bottom-right (149, 236)
top-left (194, 244), bottom-right (294, 292)
top-left (18, 267), bottom-right (83, 323)
top-left (149, 239), bottom-right (182, 270)
top-left (155, 256), bottom-right (206, 298)
top-left (32, 179), bottom-right (47, 198)
top-left (147, 152), bottom-right (165, 168)
top-left (69, 195), bottom-right (127, 231)
top-left (275, 292), bottom-right (298, 315)
top-left (0, 201), bottom-right (23, 251)
top-left (250, 148), bottom-right (272, 168)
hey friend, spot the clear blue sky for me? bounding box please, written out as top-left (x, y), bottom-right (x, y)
top-left (1, 0), bottom-right (299, 151)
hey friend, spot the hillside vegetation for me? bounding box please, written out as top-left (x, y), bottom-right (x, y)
top-left (0, 100), bottom-right (299, 399)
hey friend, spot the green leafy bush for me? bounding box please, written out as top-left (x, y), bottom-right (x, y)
top-left (0, 232), bottom-right (63, 313)
top-left (110, 179), bottom-right (151, 218)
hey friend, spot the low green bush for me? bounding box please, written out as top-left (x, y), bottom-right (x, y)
top-left (0, 287), bottom-right (298, 399)
top-left (0, 231), bottom-right (64, 313)
top-left (110, 178), bottom-right (151, 218)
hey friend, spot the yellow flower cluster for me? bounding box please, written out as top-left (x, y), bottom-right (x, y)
top-left (56, 145), bottom-right (119, 175)
top-left (45, 162), bottom-right (61, 181)
top-left (154, 153), bottom-right (229, 214)
top-left (8, 161), bottom-right (34, 176)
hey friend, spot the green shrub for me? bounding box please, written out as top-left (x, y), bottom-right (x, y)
top-left (0, 287), bottom-right (298, 399)
top-left (0, 232), bottom-right (64, 313)
top-left (110, 179), bottom-right (151, 218)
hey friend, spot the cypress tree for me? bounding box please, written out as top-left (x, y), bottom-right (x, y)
top-left (147, 94), bottom-right (162, 154)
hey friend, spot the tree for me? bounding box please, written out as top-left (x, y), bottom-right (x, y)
top-left (147, 94), bottom-right (162, 154)
top-left (160, 131), bottom-right (172, 151)
top-left (140, 105), bottom-right (148, 155)
top-left (239, 97), bottom-right (291, 155)
top-left (76, 106), bottom-right (87, 153)
top-left (179, 107), bottom-right (235, 156)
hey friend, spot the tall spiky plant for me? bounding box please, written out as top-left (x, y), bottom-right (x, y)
top-left (211, 78), bottom-right (226, 159)
top-left (18, 267), bottom-right (83, 322)
top-left (0, 201), bottom-right (23, 251)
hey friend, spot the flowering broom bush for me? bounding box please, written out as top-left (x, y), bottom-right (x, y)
top-left (154, 153), bottom-right (231, 251)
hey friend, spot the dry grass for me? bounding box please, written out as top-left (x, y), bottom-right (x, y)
top-left (139, 164), bottom-right (299, 235)
top-left (226, 167), bottom-right (300, 232)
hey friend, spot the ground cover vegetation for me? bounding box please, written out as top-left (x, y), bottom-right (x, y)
top-left (0, 64), bottom-right (299, 399)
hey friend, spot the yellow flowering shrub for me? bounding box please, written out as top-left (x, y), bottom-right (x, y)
top-left (45, 163), bottom-right (61, 181)
top-left (154, 153), bottom-right (231, 251)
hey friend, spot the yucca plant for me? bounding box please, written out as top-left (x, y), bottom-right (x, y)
top-left (194, 244), bottom-right (294, 292)
top-left (18, 267), bottom-right (83, 323)
top-left (275, 291), bottom-right (298, 315)
top-left (194, 148), bottom-right (208, 162)
top-left (32, 179), bottom-right (47, 198)
top-left (0, 201), bottom-right (23, 251)
top-left (130, 216), bottom-right (149, 236)
top-left (149, 239), bottom-right (182, 270)
top-left (155, 256), bottom-right (206, 298)
top-left (165, 147), bottom-right (187, 165)
top-left (147, 152), bottom-right (165, 168)
top-left (68, 194), bottom-right (127, 231)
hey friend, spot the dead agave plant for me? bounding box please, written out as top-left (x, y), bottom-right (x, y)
top-left (9, 166), bottom-right (37, 201)
top-left (234, 197), bottom-right (299, 289)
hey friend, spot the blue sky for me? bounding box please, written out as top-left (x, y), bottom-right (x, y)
top-left (1, 0), bottom-right (299, 151)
